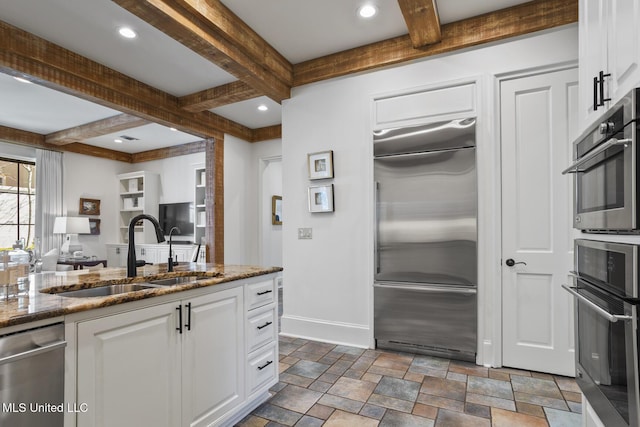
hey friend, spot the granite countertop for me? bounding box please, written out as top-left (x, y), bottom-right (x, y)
top-left (0, 263), bottom-right (282, 329)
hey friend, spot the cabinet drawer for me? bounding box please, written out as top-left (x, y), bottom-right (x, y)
top-left (247, 343), bottom-right (277, 396)
top-left (246, 279), bottom-right (275, 310)
top-left (247, 305), bottom-right (276, 353)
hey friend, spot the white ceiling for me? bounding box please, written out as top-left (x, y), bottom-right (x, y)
top-left (0, 0), bottom-right (531, 153)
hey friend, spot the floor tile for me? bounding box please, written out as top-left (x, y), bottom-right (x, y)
top-left (567, 401), bottom-right (582, 414)
top-left (412, 402), bottom-right (438, 419)
top-left (327, 377), bottom-right (377, 402)
top-left (366, 365), bottom-right (407, 379)
top-left (318, 393), bottom-right (364, 414)
top-left (435, 408), bottom-right (491, 427)
top-left (420, 376), bottom-right (467, 401)
top-left (466, 376), bottom-right (514, 400)
top-left (286, 360), bottom-right (331, 380)
top-left (295, 415), bottom-right (325, 427)
top-left (516, 401), bottom-right (546, 418)
top-left (411, 355), bottom-right (450, 371)
top-left (417, 393), bottom-right (465, 412)
top-left (326, 360), bottom-right (353, 376)
top-left (511, 375), bottom-right (563, 399)
top-left (367, 393), bottom-right (415, 413)
top-left (268, 385), bottom-right (323, 414)
top-left (374, 376), bottom-right (421, 401)
top-left (446, 372), bottom-right (468, 382)
top-left (491, 408), bottom-right (548, 427)
top-left (308, 380), bottom-right (332, 393)
top-left (561, 391), bottom-right (582, 403)
top-left (359, 403), bottom-right (386, 420)
top-left (544, 407), bottom-right (581, 427)
top-left (306, 404), bottom-right (334, 420)
top-left (514, 392), bottom-right (569, 411)
top-left (252, 403), bottom-right (303, 426)
top-left (449, 361), bottom-right (489, 378)
top-left (236, 415), bottom-right (269, 427)
top-left (322, 410), bottom-right (378, 427)
top-left (554, 376), bottom-right (581, 393)
top-left (464, 402), bottom-right (490, 419)
top-left (279, 372), bottom-right (315, 388)
top-left (333, 345), bottom-right (365, 356)
top-left (380, 409), bottom-right (435, 427)
top-left (362, 372), bottom-right (383, 384)
top-left (465, 392), bottom-right (516, 411)
top-left (373, 353), bottom-right (413, 371)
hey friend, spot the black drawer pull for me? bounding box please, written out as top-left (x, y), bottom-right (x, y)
top-left (257, 360), bottom-right (273, 371)
top-left (257, 321), bottom-right (273, 330)
top-left (257, 289), bottom-right (273, 296)
top-left (176, 306), bottom-right (183, 334)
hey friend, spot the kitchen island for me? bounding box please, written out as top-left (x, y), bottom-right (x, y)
top-left (0, 263), bottom-right (282, 427)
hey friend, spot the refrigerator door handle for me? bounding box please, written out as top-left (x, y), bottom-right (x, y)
top-left (374, 181), bottom-right (380, 274)
top-left (374, 282), bottom-right (477, 294)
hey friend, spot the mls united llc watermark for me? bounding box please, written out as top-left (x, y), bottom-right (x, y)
top-left (2, 402), bottom-right (89, 413)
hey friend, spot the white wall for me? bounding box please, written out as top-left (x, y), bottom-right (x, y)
top-left (62, 152), bottom-right (130, 259)
top-left (281, 26), bottom-right (579, 358)
top-left (224, 135), bottom-right (281, 265)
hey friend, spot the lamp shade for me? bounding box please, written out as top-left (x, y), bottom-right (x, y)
top-left (53, 217), bottom-right (91, 234)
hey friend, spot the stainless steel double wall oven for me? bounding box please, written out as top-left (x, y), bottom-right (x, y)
top-left (564, 88), bottom-right (640, 427)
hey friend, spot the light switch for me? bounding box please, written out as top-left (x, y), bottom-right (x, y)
top-left (298, 228), bottom-right (312, 239)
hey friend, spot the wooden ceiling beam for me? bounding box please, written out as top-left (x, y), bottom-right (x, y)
top-left (0, 20), bottom-right (252, 142)
top-left (251, 124), bottom-right (281, 143)
top-left (397, 0), bottom-right (441, 47)
top-left (45, 113), bottom-right (150, 145)
top-left (179, 80), bottom-right (262, 112)
top-left (294, 0), bottom-right (577, 86)
top-left (114, 0), bottom-right (292, 102)
top-left (131, 140), bottom-right (207, 163)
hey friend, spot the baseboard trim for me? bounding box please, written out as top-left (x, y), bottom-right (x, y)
top-left (280, 314), bottom-right (370, 348)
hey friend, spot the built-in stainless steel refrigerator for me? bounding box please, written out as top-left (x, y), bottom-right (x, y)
top-left (373, 118), bottom-right (477, 362)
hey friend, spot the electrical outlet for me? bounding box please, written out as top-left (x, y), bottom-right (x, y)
top-left (298, 228), bottom-right (312, 239)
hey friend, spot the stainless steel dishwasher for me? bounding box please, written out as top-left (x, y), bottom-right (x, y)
top-left (0, 323), bottom-right (66, 427)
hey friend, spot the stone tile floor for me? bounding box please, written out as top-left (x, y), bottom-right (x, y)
top-left (236, 336), bottom-right (582, 427)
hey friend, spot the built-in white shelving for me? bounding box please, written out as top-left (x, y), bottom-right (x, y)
top-left (117, 171), bottom-right (159, 243)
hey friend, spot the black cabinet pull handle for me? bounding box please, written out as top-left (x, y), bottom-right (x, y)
top-left (593, 75), bottom-right (599, 110)
top-left (257, 321), bottom-right (273, 330)
top-left (257, 289), bottom-right (273, 296)
top-left (176, 306), bottom-right (183, 334)
top-left (185, 302), bottom-right (192, 331)
top-left (257, 360), bottom-right (273, 371)
top-left (600, 71), bottom-right (611, 104)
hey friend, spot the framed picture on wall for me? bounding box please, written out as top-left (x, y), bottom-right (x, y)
top-left (88, 218), bottom-right (101, 235)
top-left (79, 198), bottom-right (101, 215)
top-left (308, 184), bottom-right (334, 213)
top-left (307, 150), bottom-right (334, 180)
top-left (272, 195), bottom-right (282, 225)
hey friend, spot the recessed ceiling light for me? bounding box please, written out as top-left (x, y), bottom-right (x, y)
top-left (118, 27), bottom-right (137, 39)
top-left (13, 76), bottom-right (32, 84)
top-left (257, 104), bottom-right (269, 112)
top-left (114, 139), bottom-right (123, 143)
top-left (358, 4), bottom-right (377, 18)
top-left (169, 127), bottom-right (177, 131)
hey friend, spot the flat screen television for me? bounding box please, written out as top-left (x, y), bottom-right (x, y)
top-left (158, 202), bottom-right (194, 237)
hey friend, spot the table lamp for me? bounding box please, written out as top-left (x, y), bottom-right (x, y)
top-left (53, 217), bottom-right (91, 255)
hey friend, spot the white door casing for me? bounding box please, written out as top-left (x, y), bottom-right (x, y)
top-left (500, 67), bottom-right (578, 376)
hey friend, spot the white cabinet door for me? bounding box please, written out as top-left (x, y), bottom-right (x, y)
top-left (105, 244), bottom-right (127, 268)
top-left (608, 0), bottom-right (640, 98)
top-left (77, 303), bottom-right (182, 427)
top-left (182, 287), bottom-right (245, 427)
top-left (579, 0), bottom-right (608, 128)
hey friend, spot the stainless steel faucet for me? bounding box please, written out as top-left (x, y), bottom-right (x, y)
top-left (127, 214), bottom-right (165, 277)
top-left (168, 226), bottom-right (181, 272)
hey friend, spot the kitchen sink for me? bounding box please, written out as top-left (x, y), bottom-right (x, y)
top-left (54, 284), bottom-right (155, 298)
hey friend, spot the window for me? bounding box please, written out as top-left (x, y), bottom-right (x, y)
top-left (0, 158), bottom-right (36, 249)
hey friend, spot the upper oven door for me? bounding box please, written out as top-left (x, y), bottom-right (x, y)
top-left (563, 89), bottom-right (639, 232)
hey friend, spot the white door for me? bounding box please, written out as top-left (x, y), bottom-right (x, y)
top-left (500, 68), bottom-right (578, 376)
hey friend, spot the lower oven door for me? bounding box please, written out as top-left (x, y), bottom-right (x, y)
top-left (564, 279), bottom-right (639, 427)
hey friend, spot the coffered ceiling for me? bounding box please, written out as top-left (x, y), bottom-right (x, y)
top-left (0, 0), bottom-right (577, 158)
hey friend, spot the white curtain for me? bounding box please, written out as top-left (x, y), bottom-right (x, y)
top-left (35, 149), bottom-right (63, 253)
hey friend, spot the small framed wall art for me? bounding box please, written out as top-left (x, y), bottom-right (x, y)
top-left (89, 218), bottom-right (101, 235)
top-left (272, 195), bottom-right (282, 225)
top-left (308, 184), bottom-right (334, 213)
top-left (307, 150), bottom-right (334, 180)
top-left (79, 198), bottom-right (101, 215)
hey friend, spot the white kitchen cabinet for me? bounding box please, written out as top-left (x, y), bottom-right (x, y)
top-left (194, 167), bottom-right (206, 246)
top-left (76, 302), bottom-right (182, 427)
top-left (579, 0), bottom-right (640, 129)
top-left (105, 243), bottom-right (202, 267)
top-left (76, 286), bottom-right (244, 427)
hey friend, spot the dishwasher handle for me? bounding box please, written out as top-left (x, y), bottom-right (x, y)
top-left (0, 340), bottom-right (67, 366)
